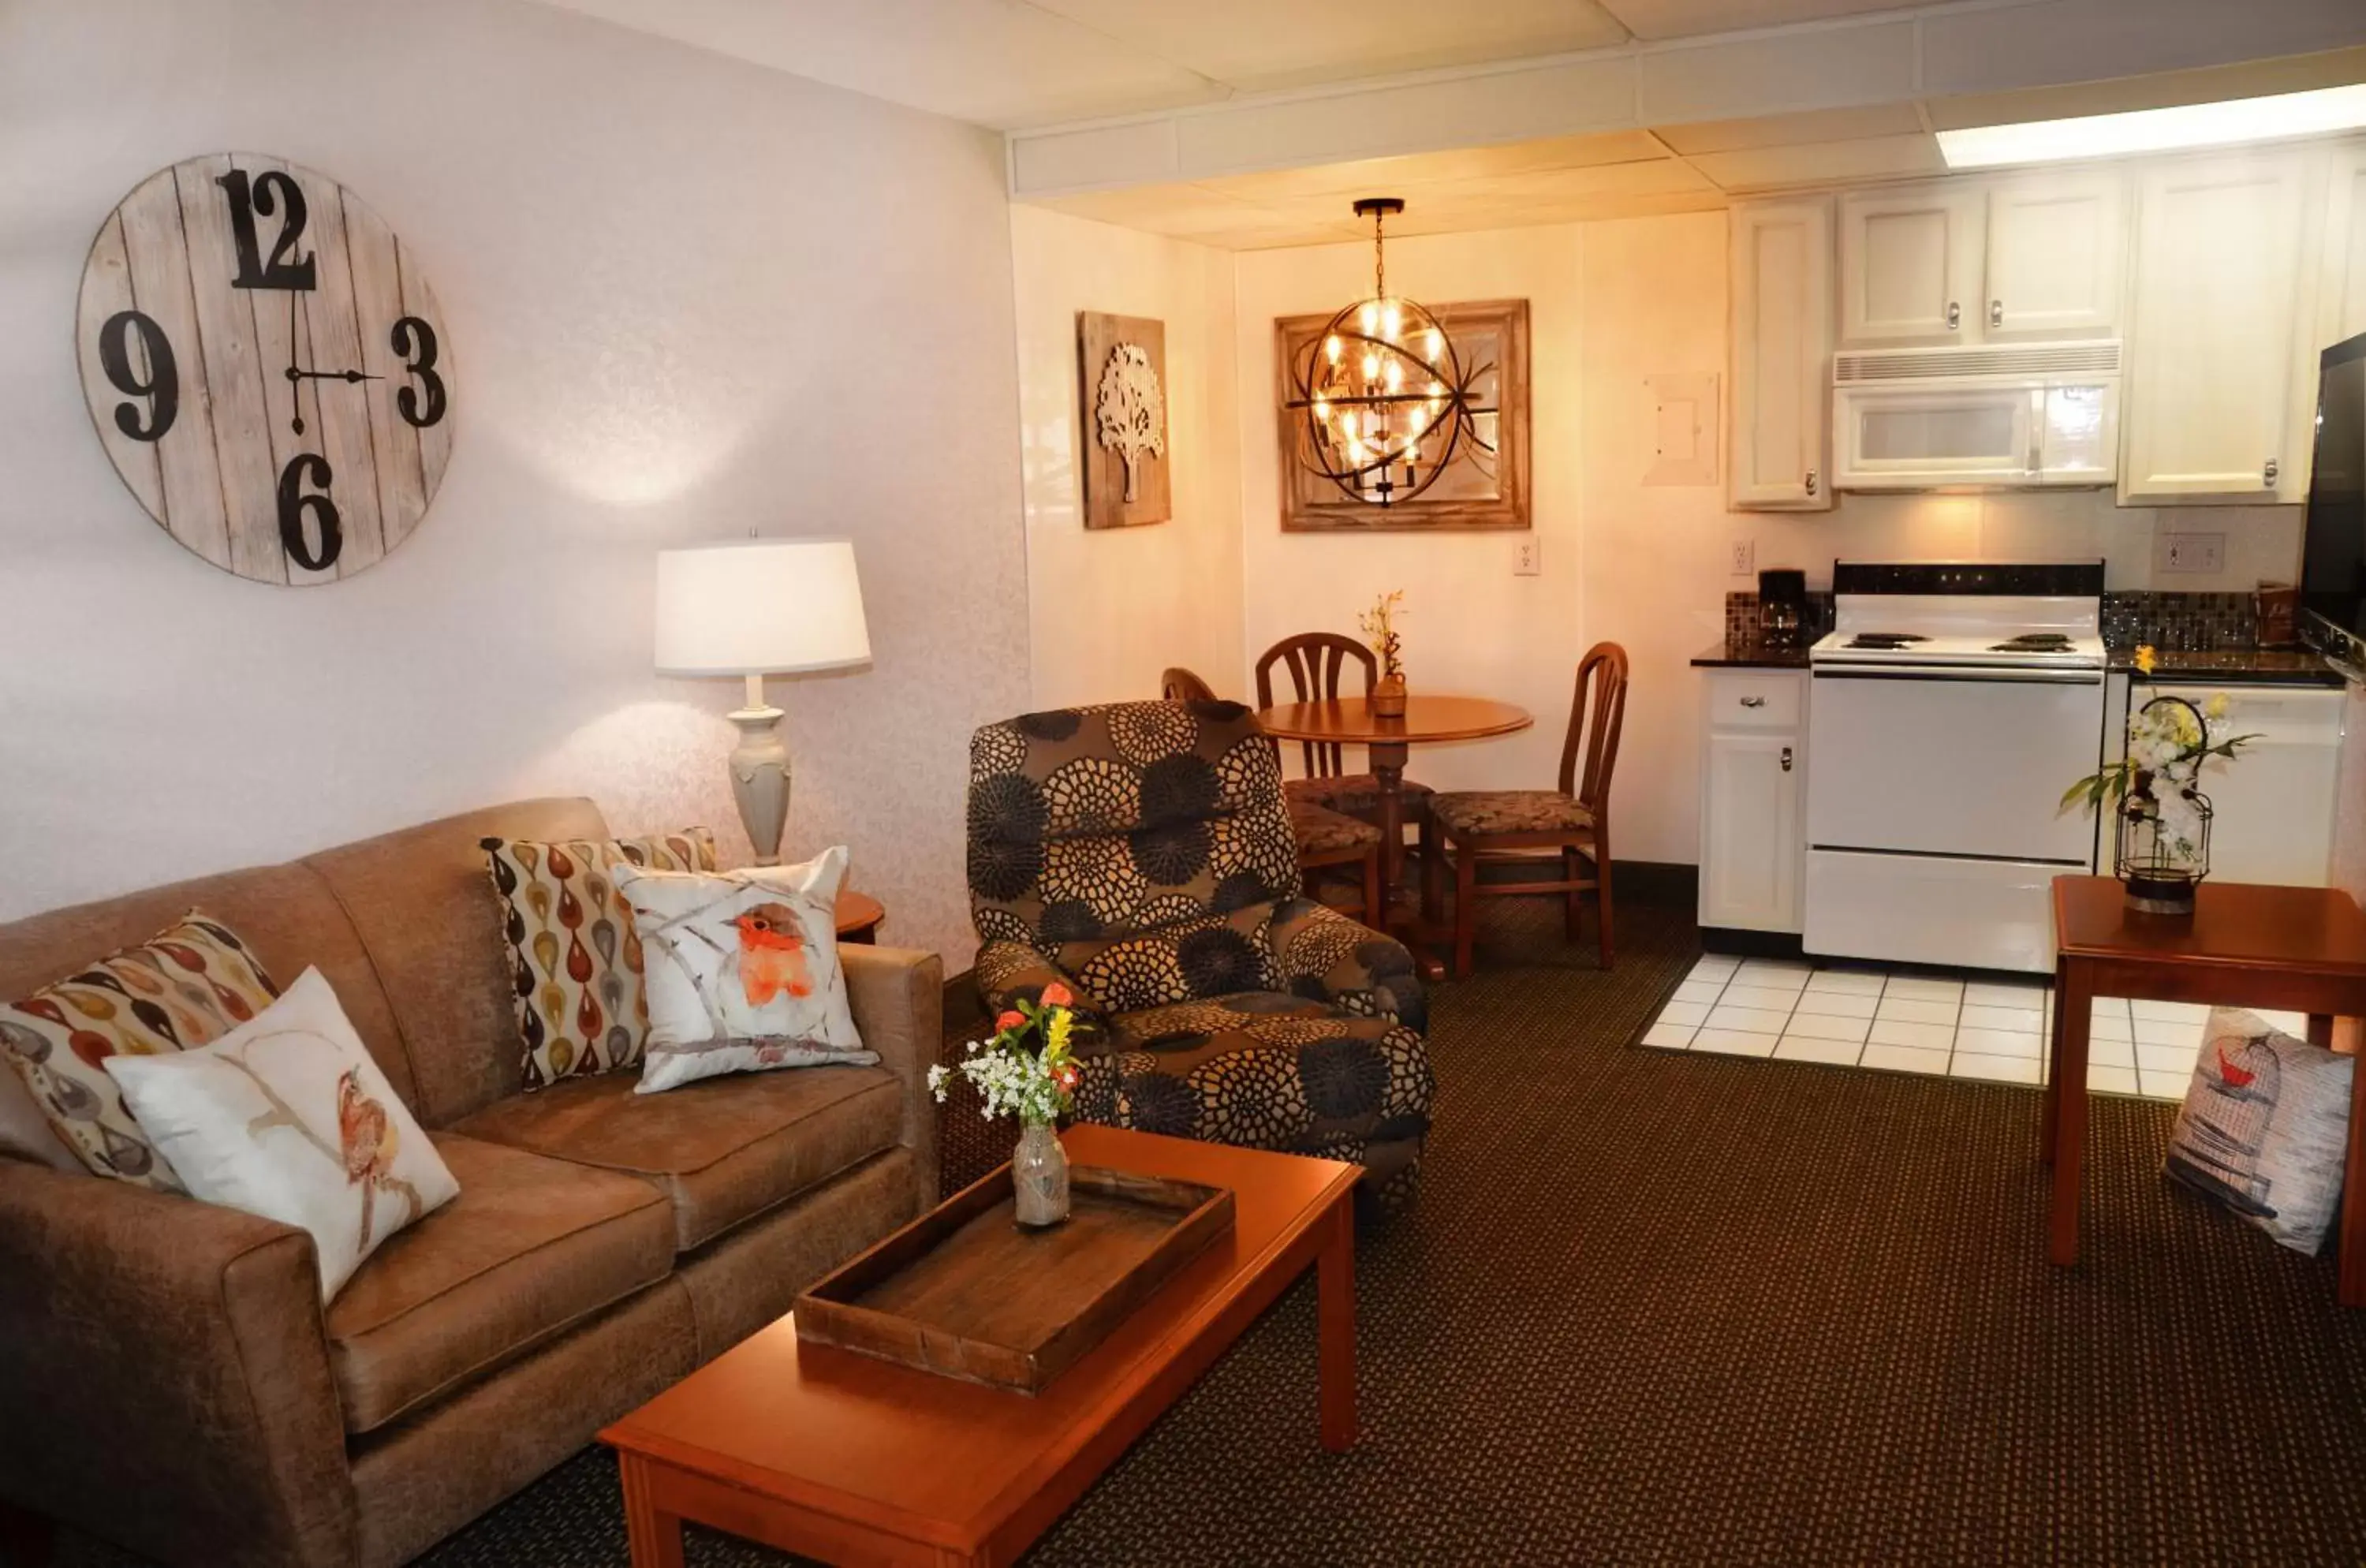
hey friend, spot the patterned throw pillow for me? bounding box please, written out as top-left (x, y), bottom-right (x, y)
top-left (614, 846), bottom-right (873, 1095)
top-left (0, 911), bottom-right (279, 1190)
top-left (104, 968), bottom-right (460, 1302)
top-left (482, 831), bottom-right (718, 1088)
top-left (2164, 1006), bottom-right (2355, 1256)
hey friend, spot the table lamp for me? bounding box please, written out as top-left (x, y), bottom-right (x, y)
top-left (654, 538), bottom-right (871, 865)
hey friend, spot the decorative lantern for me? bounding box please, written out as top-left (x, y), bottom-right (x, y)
top-left (2115, 695), bottom-right (2214, 915)
top-left (1282, 198), bottom-right (1495, 507)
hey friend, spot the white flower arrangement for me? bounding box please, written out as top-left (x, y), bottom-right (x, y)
top-left (2062, 687), bottom-right (2257, 869)
top-left (927, 988), bottom-right (1082, 1128)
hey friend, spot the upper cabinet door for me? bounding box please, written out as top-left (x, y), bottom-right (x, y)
top-left (1730, 197), bottom-right (1834, 511)
top-left (1837, 185), bottom-right (1982, 346)
top-left (2322, 144), bottom-right (2366, 344)
top-left (2122, 150), bottom-right (2314, 503)
top-left (1983, 172), bottom-right (2125, 340)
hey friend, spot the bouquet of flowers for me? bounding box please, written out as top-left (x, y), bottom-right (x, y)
top-left (927, 983), bottom-right (1083, 1126)
top-left (2062, 681), bottom-right (2256, 868)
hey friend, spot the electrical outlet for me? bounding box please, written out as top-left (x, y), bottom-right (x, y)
top-left (1730, 538), bottom-right (1755, 577)
top-left (2156, 532), bottom-right (2226, 575)
top-left (1513, 538), bottom-right (1541, 576)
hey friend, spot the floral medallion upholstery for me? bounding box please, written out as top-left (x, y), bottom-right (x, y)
top-left (1430, 790), bottom-right (1596, 838)
top-left (1284, 773), bottom-right (1435, 818)
top-left (1286, 797), bottom-right (1383, 859)
top-left (968, 700), bottom-right (1434, 1211)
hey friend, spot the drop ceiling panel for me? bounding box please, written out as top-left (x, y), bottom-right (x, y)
top-left (1689, 132), bottom-right (1944, 191)
top-left (1919, 0), bottom-right (2366, 99)
top-left (1656, 103), bottom-right (1927, 155)
top-left (1030, 0), bottom-right (1632, 94)
top-left (1638, 20), bottom-right (1917, 123)
top-left (1197, 130), bottom-right (1670, 203)
top-left (1599, 0), bottom-right (1920, 43)
top-left (1923, 46), bottom-right (2366, 131)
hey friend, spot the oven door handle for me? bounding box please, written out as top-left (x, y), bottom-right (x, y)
top-left (1811, 667), bottom-right (2104, 685)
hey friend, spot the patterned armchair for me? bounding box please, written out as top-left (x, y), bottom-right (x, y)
top-left (967, 700), bottom-right (1434, 1212)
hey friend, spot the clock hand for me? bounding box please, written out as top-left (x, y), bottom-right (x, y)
top-left (287, 292), bottom-right (304, 437)
top-left (284, 368), bottom-right (386, 383)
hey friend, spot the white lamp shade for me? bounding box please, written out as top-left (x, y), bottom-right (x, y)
top-left (654, 539), bottom-right (871, 677)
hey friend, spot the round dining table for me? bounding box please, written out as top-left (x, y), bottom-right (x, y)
top-left (1255, 694), bottom-right (1532, 966)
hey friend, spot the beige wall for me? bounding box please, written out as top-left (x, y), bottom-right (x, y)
top-left (1220, 208), bottom-right (2308, 867)
top-left (1010, 208), bottom-right (1244, 709)
top-left (0, 0), bottom-right (1032, 966)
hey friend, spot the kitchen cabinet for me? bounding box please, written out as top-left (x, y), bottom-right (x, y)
top-left (1699, 671), bottom-right (1806, 933)
top-left (2138, 681), bottom-right (2343, 887)
top-left (1838, 185), bottom-right (1982, 346)
top-left (1729, 198), bottom-right (1834, 511)
top-left (2321, 142), bottom-right (2366, 343)
top-left (2122, 149), bottom-right (2318, 503)
top-left (1983, 171), bottom-right (2125, 341)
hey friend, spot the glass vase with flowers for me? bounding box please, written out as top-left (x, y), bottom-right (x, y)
top-left (928, 984), bottom-right (1084, 1228)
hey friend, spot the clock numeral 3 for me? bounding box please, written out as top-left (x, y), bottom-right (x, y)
top-left (216, 169), bottom-right (317, 291)
top-left (276, 454), bottom-right (342, 570)
top-left (390, 316), bottom-right (446, 428)
top-left (97, 310), bottom-right (178, 441)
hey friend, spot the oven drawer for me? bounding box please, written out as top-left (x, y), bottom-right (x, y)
top-left (1805, 849), bottom-right (2060, 974)
top-left (1704, 671), bottom-right (1802, 730)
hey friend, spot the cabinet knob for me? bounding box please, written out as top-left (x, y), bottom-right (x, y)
top-left (1804, 468), bottom-right (1819, 496)
top-left (1740, 696), bottom-right (1767, 708)
top-left (2263, 457), bottom-right (2279, 488)
top-left (1946, 301), bottom-right (1961, 330)
top-left (1781, 746), bottom-right (1794, 773)
top-left (1989, 299), bottom-right (2004, 328)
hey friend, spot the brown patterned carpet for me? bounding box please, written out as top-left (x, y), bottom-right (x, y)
top-left (65, 890), bottom-right (2366, 1566)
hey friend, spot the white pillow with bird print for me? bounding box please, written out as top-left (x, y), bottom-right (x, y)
top-left (102, 967), bottom-right (459, 1302)
top-left (614, 846), bottom-right (872, 1095)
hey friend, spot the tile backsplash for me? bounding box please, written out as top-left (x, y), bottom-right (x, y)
top-left (1725, 590), bottom-right (2267, 650)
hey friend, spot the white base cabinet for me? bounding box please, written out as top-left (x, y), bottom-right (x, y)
top-left (1699, 670), bottom-right (1807, 933)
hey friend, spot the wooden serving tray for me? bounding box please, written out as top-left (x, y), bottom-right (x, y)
top-left (793, 1161), bottom-right (1236, 1394)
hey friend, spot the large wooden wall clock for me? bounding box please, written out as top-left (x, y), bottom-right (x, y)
top-left (76, 154), bottom-right (453, 585)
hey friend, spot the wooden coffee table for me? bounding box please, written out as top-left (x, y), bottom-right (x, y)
top-left (600, 1126), bottom-right (1361, 1566)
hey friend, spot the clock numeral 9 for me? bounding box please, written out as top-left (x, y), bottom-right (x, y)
top-left (96, 311), bottom-right (178, 441)
top-left (390, 315), bottom-right (446, 428)
top-left (216, 169), bottom-right (316, 292)
top-left (276, 454), bottom-right (342, 570)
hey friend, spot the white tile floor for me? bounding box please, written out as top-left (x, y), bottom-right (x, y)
top-left (1643, 954), bottom-right (2312, 1101)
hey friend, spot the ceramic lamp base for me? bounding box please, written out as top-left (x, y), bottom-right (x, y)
top-left (728, 674), bottom-right (791, 867)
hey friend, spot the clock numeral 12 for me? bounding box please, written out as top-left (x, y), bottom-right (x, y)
top-left (277, 454), bottom-right (342, 570)
top-left (96, 310), bottom-right (178, 440)
top-left (216, 169), bottom-right (317, 291)
top-left (390, 315), bottom-right (446, 428)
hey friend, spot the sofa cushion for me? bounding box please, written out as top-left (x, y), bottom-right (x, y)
top-left (324, 1132), bottom-right (672, 1435)
top-left (304, 799), bottom-right (610, 1128)
top-left (451, 1065), bottom-right (902, 1253)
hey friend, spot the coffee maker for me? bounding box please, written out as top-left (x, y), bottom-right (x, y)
top-left (1757, 569), bottom-right (1810, 651)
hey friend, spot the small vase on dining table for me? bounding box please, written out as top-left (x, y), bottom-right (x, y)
top-left (1371, 671), bottom-right (1408, 719)
top-left (1013, 1119), bottom-right (1070, 1229)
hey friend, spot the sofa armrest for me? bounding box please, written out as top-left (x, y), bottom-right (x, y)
top-left (0, 1163), bottom-right (356, 1567)
top-left (1266, 898), bottom-right (1427, 1032)
top-left (842, 943), bottom-right (943, 1212)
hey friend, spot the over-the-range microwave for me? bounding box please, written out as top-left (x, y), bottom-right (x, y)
top-left (1830, 340), bottom-right (2120, 491)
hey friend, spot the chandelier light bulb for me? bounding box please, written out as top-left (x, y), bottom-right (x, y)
top-left (1384, 359), bottom-right (1403, 392)
top-left (1326, 334), bottom-right (1342, 364)
top-left (1381, 302), bottom-right (1402, 341)
top-left (1358, 301), bottom-right (1379, 334)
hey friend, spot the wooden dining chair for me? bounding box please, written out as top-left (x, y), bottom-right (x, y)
top-left (1156, 665), bottom-right (1384, 925)
top-left (1252, 633), bottom-right (1435, 824)
top-left (1425, 642), bottom-right (1629, 977)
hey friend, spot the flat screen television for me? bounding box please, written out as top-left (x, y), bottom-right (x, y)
top-left (2302, 330), bottom-right (2366, 678)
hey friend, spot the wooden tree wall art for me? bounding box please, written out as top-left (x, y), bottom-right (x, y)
top-left (77, 154), bottom-right (454, 585)
top-left (1077, 311), bottom-right (1170, 529)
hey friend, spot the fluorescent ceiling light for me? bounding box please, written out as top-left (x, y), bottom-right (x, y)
top-left (1939, 84), bottom-right (2366, 170)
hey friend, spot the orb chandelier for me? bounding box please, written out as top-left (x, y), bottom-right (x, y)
top-left (1284, 196), bottom-right (1496, 507)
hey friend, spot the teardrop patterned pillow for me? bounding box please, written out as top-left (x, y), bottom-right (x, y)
top-left (481, 831), bottom-right (717, 1088)
top-left (0, 910), bottom-right (280, 1190)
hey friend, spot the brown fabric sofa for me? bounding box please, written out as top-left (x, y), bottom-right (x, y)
top-left (0, 800), bottom-right (941, 1568)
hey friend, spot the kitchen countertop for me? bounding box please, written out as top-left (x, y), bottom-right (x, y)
top-left (1691, 639), bottom-right (1810, 670)
top-left (2110, 648), bottom-right (2349, 686)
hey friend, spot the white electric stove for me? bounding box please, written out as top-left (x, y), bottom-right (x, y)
top-left (1804, 562), bottom-right (2110, 974)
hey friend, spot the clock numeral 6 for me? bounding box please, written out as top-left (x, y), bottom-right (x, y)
top-left (276, 454), bottom-right (342, 570)
top-left (390, 315), bottom-right (446, 428)
top-left (96, 310), bottom-right (178, 441)
top-left (216, 169), bottom-right (316, 292)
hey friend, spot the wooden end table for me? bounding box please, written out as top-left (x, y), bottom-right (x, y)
top-left (600, 1126), bottom-right (1360, 1566)
top-left (2043, 875), bottom-right (2366, 1304)
top-left (833, 888), bottom-right (885, 944)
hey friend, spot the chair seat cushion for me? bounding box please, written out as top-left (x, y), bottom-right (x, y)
top-left (1081, 992), bottom-right (1431, 1159)
top-left (1431, 790), bottom-right (1595, 838)
top-left (1286, 798), bottom-right (1383, 858)
top-left (324, 1133), bottom-right (674, 1434)
top-left (1282, 774), bottom-right (1433, 817)
top-left (451, 1063), bottom-right (901, 1253)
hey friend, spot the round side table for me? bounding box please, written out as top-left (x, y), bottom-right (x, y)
top-left (834, 889), bottom-right (886, 944)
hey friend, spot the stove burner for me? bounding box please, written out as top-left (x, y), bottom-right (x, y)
top-left (1844, 633), bottom-right (1930, 650)
top-left (1990, 633), bottom-right (2075, 652)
